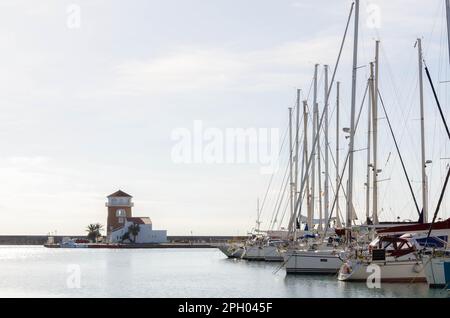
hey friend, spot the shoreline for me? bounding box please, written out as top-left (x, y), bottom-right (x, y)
top-left (0, 235), bottom-right (247, 246)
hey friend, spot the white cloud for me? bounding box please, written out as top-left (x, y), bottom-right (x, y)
top-left (110, 36), bottom-right (347, 96)
top-left (7, 156), bottom-right (50, 166)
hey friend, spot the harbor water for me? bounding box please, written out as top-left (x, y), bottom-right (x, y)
top-left (0, 246), bottom-right (446, 298)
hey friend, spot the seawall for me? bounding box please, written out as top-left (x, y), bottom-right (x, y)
top-left (0, 235), bottom-right (247, 245)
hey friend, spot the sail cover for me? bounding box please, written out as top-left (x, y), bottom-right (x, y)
top-left (447, 0), bottom-right (450, 64)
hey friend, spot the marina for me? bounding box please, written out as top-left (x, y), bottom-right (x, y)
top-left (0, 0), bottom-right (449, 301)
top-left (214, 0), bottom-right (450, 293)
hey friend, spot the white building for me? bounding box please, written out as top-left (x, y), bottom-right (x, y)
top-left (105, 190), bottom-right (167, 244)
top-left (110, 217), bottom-right (167, 244)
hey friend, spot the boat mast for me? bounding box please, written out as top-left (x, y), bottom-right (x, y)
top-left (294, 89), bottom-right (301, 204)
top-left (365, 64), bottom-right (372, 224)
top-left (310, 64), bottom-right (319, 231)
top-left (304, 100), bottom-right (312, 229)
top-left (289, 107), bottom-right (295, 230)
top-left (347, 0), bottom-right (359, 229)
top-left (372, 40), bottom-right (380, 224)
top-left (417, 38), bottom-right (428, 223)
top-left (324, 65), bottom-right (330, 229)
top-left (317, 106), bottom-right (323, 232)
top-left (335, 82), bottom-right (342, 227)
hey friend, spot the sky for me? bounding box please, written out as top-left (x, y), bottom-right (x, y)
top-left (0, 0), bottom-right (449, 236)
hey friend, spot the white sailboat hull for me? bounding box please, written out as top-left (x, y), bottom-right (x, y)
top-left (218, 244), bottom-right (244, 259)
top-left (285, 250), bottom-right (343, 274)
top-left (263, 246), bottom-right (284, 262)
top-left (242, 245), bottom-right (265, 261)
top-left (338, 260), bottom-right (426, 283)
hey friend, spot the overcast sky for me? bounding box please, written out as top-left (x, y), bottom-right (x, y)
top-left (0, 0), bottom-right (449, 236)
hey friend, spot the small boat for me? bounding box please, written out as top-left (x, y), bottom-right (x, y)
top-left (338, 235), bottom-right (426, 283)
top-left (60, 240), bottom-right (89, 248)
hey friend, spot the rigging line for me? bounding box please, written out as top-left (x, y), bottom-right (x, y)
top-left (424, 59), bottom-right (450, 242)
top-left (262, 97), bottom-right (307, 224)
top-left (424, 65), bottom-right (450, 139)
top-left (376, 91), bottom-right (418, 219)
top-left (424, 0), bottom-right (446, 59)
top-left (380, 47), bottom-right (421, 171)
top-left (259, 118), bottom-right (289, 216)
top-left (268, 115), bottom-right (306, 228)
top-left (277, 189), bottom-right (291, 230)
top-left (324, 81), bottom-right (369, 237)
top-left (270, 161), bottom-right (291, 229)
top-left (294, 150), bottom-right (315, 220)
top-left (260, 106), bottom-right (299, 221)
top-left (268, 156), bottom-right (290, 229)
top-left (289, 1), bottom-right (355, 231)
top-left (306, 76), bottom-right (315, 104)
top-left (425, 167), bottom-right (450, 243)
top-left (378, 90), bottom-right (421, 217)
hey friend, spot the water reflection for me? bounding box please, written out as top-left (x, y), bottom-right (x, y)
top-left (0, 247), bottom-right (446, 298)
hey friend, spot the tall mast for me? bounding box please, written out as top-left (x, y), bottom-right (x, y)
top-left (366, 64), bottom-right (373, 224)
top-left (310, 64), bottom-right (319, 230)
top-left (324, 65), bottom-right (330, 229)
top-left (417, 38), bottom-right (428, 223)
top-left (317, 105), bottom-right (323, 232)
top-left (372, 40), bottom-right (380, 224)
top-left (446, 0), bottom-right (450, 64)
top-left (303, 100), bottom-right (312, 229)
top-left (289, 107), bottom-right (295, 229)
top-left (347, 0), bottom-right (360, 229)
top-left (335, 82), bottom-right (342, 227)
top-left (294, 89), bottom-right (301, 203)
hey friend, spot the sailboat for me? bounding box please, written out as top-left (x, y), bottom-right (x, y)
top-left (242, 93), bottom-right (302, 262)
top-left (285, 0), bottom-right (359, 275)
top-left (340, 5), bottom-right (450, 281)
top-left (338, 218), bottom-right (450, 282)
top-left (422, 8), bottom-right (450, 287)
top-left (217, 243), bottom-right (245, 259)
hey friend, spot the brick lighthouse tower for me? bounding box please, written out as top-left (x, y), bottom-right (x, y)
top-left (106, 190), bottom-right (133, 235)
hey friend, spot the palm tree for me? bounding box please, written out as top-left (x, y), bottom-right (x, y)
top-left (127, 224), bottom-right (140, 243)
top-left (120, 232), bottom-right (131, 243)
top-left (86, 223), bottom-right (103, 243)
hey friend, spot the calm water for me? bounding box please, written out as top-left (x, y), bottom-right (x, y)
top-left (0, 246), bottom-right (447, 298)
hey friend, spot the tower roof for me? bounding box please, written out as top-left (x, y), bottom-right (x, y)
top-left (107, 190), bottom-right (133, 198)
